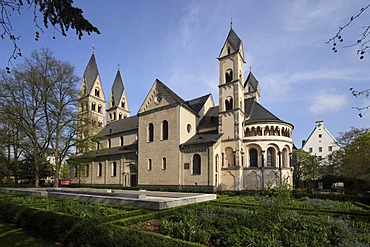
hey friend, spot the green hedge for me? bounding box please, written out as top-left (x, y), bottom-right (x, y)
top-left (0, 201), bottom-right (79, 241)
top-left (64, 221), bottom-right (204, 247)
top-left (292, 191), bottom-right (370, 205)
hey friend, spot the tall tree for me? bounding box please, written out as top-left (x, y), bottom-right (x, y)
top-left (341, 130), bottom-right (370, 186)
top-left (1, 0), bottom-right (100, 69)
top-left (292, 150), bottom-right (321, 189)
top-left (0, 48), bottom-right (84, 187)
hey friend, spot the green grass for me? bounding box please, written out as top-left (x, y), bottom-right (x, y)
top-left (0, 221), bottom-right (55, 247)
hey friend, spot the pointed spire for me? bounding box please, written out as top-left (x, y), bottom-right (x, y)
top-left (230, 17), bottom-right (233, 29)
top-left (83, 52), bottom-right (99, 94)
top-left (92, 44), bottom-right (95, 54)
top-left (111, 69), bottom-right (125, 107)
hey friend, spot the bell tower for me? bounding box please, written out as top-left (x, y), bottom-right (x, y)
top-left (218, 26), bottom-right (245, 168)
top-left (106, 68), bottom-right (130, 123)
top-left (77, 51), bottom-right (106, 153)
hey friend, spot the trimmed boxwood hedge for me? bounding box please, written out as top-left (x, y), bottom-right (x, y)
top-left (0, 196), bottom-right (204, 246)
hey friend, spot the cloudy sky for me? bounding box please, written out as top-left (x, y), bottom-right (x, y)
top-left (1, 0), bottom-right (369, 147)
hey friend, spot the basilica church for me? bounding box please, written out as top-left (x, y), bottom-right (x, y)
top-left (71, 27), bottom-right (294, 190)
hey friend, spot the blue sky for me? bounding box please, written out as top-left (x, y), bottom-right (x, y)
top-left (1, 0), bottom-right (369, 147)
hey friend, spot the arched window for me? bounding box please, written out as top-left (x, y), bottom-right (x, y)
top-left (98, 163), bottom-right (102, 177)
top-left (267, 147), bottom-right (276, 167)
top-left (95, 88), bottom-right (100, 97)
top-left (109, 113), bottom-right (112, 120)
top-left (120, 136), bottom-right (124, 146)
top-left (119, 113), bottom-right (122, 119)
top-left (249, 148), bottom-right (258, 167)
top-left (225, 147), bottom-right (235, 167)
top-left (148, 123), bottom-right (154, 142)
top-left (225, 69), bottom-right (233, 83)
top-left (112, 162), bottom-right (117, 176)
top-left (162, 120), bottom-right (168, 140)
top-left (121, 100), bottom-right (125, 108)
top-left (98, 104), bottom-right (102, 113)
top-left (282, 148), bottom-right (289, 168)
top-left (162, 157), bottom-right (167, 170)
top-left (225, 97), bottom-right (233, 111)
top-left (108, 139), bottom-right (111, 148)
top-left (193, 154), bottom-right (201, 175)
top-left (91, 102), bottom-right (96, 111)
top-left (113, 112), bottom-right (116, 120)
top-left (148, 159), bottom-right (152, 171)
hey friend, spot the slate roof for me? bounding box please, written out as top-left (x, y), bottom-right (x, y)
top-left (83, 54), bottom-right (99, 94)
top-left (244, 72), bottom-right (259, 91)
top-left (219, 28), bottom-right (242, 57)
top-left (244, 98), bottom-right (292, 126)
top-left (111, 70), bottom-right (124, 107)
top-left (186, 94), bottom-right (211, 113)
top-left (98, 115), bottom-right (138, 136)
top-left (181, 133), bottom-right (223, 147)
top-left (156, 79), bottom-right (186, 105)
top-left (198, 106), bottom-right (219, 129)
top-left (77, 142), bottom-right (138, 159)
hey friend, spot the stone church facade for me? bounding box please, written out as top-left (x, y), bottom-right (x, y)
top-left (71, 28), bottom-right (294, 190)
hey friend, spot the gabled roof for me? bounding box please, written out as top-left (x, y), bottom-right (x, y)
top-left (82, 54), bottom-right (99, 94)
top-left (244, 72), bottom-right (259, 91)
top-left (110, 70), bottom-right (125, 107)
top-left (138, 79), bottom-right (198, 115)
top-left (181, 133), bottom-right (223, 148)
top-left (302, 123), bottom-right (340, 149)
top-left (198, 106), bottom-right (219, 129)
top-left (186, 94), bottom-right (212, 113)
top-left (244, 98), bottom-right (292, 126)
top-left (156, 79), bottom-right (186, 104)
top-left (98, 115), bottom-right (138, 136)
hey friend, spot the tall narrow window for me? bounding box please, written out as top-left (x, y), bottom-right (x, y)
top-left (95, 88), bottom-right (100, 97)
top-left (162, 157), bottom-right (167, 170)
top-left (249, 148), bottom-right (258, 167)
top-left (162, 120), bottom-right (168, 140)
top-left (98, 163), bottom-right (102, 177)
top-left (193, 154), bottom-right (201, 175)
top-left (112, 162), bottom-right (117, 177)
top-left (148, 159), bottom-right (152, 171)
top-left (86, 164), bottom-right (89, 177)
top-left (119, 113), bottom-right (122, 119)
top-left (108, 139), bottom-right (111, 148)
top-left (120, 136), bottom-right (124, 146)
top-left (267, 147), bottom-right (276, 167)
top-left (91, 102), bottom-right (96, 111)
top-left (148, 123), bottom-right (154, 142)
top-left (225, 97), bottom-right (233, 110)
top-left (113, 112), bottom-right (116, 120)
top-left (121, 101), bottom-right (125, 108)
top-left (225, 69), bottom-right (233, 83)
top-left (98, 105), bottom-right (102, 113)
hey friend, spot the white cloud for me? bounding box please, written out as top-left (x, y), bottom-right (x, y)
top-left (309, 91), bottom-right (347, 114)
